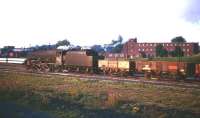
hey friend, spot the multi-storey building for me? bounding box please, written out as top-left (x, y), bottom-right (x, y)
top-left (122, 38), bottom-right (199, 58)
top-left (103, 52), bottom-right (125, 59)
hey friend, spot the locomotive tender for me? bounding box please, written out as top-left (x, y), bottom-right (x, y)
top-left (55, 49), bottom-right (98, 73)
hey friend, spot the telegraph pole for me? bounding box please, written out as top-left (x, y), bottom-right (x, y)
top-left (177, 43), bottom-right (182, 80)
top-left (6, 53), bottom-right (8, 63)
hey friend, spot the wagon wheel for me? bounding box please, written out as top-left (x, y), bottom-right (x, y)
top-left (76, 67), bottom-right (80, 72)
top-left (54, 65), bottom-right (61, 73)
top-left (86, 68), bottom-right (89, 73)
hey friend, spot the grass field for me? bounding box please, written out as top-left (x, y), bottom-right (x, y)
top-left (0, 71), bottom-right (200, 118)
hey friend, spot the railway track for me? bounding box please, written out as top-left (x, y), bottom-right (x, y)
top-left (1, 63), bottom-right (200, 89)
top-left (0, 63), bottom-right (28, 73)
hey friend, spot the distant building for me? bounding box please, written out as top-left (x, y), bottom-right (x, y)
top-left (13, 48), bottom-right (27, 52)
top-left (104, 52), bottom-right (125, 59)
top-left (122, 38), bottom-right (199, 58)
top-left (0, 47), bottom-right (29, 58)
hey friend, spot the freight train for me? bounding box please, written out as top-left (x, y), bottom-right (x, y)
top-left (26, 49), bottom-right (200, 79)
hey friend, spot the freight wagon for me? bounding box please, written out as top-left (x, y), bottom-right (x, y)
top-left (195, 64), bottom-right (200, 79)
top-left (135, 60), bottom-right (199, 79)
top-left (136, 61), bottom-right (186, 73)
top-left (98, 59), bottom-right (135, 76)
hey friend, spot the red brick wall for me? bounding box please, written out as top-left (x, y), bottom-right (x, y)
top-left (122, 39), bottom-right (198, 57)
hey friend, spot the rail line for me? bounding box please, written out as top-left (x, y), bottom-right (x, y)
top-left (0, 63), bottom-right (200, 89)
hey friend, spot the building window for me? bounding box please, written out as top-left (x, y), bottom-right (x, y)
top-left (187, 49), bottom-right (190, 52)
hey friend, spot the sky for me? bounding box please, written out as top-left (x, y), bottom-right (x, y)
top-left (0, 0), bottom-right (200, 48)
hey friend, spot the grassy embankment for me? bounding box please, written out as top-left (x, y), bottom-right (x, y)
top-left (130, 53), bottom-right (200, 63)
top-left (151, 53), bottom-right (200, 63)
top-left (0, 71), bottom-right (200, 118)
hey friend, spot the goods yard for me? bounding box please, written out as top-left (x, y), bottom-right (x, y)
top-left (1, 48), bottom-right (200, 85)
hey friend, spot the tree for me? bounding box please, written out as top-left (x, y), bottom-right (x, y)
top-left (110, 35), bottom-right (124, 53)
top-left (91, 45), bottom-right (105, 53)
top-left (170, 46), bottom-right (184, 57)
top-left (155, 44), bottom-right (168, 57)
top-left (30, 44), bottom-right (56, 51)
top-left (1, 46), bottom-right (14, 53)
top-left (111, 35), bottom-right (123, 45)
top-left (171, 36), bottom-right (186, 43)
top-left (0, 46), bottom-right (15, 57)
top-left (140, 52), bottom-right (146, 58)
top-left (111, 44), bottom-right (124, 53)
top-left (117, 35), bottom-right (123, 44)
top-left (56, 39), bottom-right (70, 47)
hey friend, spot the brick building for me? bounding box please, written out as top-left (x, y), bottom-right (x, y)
top-left (122, 38), bottom-right (199, 58)
top-left (103, 52), bottom-right (125, 59)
